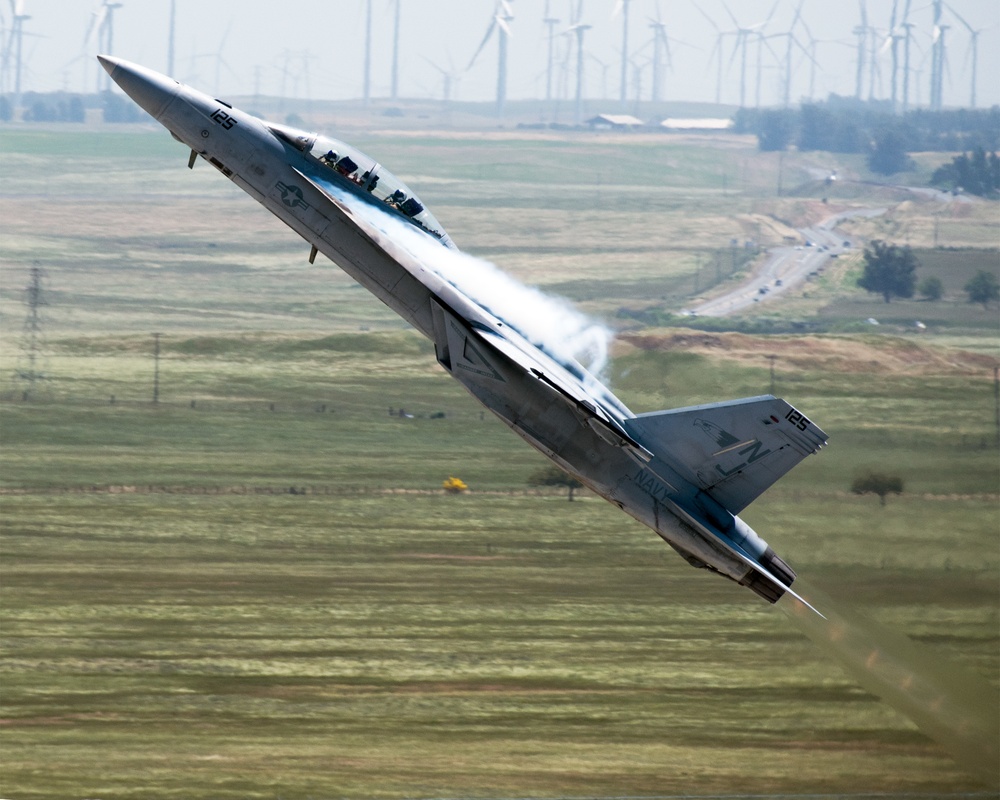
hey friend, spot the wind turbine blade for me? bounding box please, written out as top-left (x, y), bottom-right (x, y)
top-left (422, 55), bottom-right (446, 75)
top-left (693, 2), bottom-right (719, 32)
top-left (83, 10), bottom-right (102, 48)
top-left (760, 33), bottom-right (781, 61)
top-left (611, 0), bottom-right (623, 19)
top-left (761, 0), bottom-right (780, 29)
top-left (944, 2), bottom-right (971, 34)
top-left (465, 15), bottom-right (497, 71)
top-left (719, 0), bottom-right (740, 30)
top-left (727, 33), bottom-right (742, 67)
top-left (496, 14), bottom-right (512, 37)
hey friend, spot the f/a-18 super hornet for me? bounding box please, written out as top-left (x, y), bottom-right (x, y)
top-left (99, 56), bottom-right (828, 610)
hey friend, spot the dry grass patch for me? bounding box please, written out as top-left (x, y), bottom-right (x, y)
top-left (615, 329), bottom-right (998, 377)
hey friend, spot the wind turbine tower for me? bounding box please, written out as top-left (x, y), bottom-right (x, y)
top-left (854, 0), bottom-right (869, 100)
top-left (167, 0), bottom-right (175, 77)
top-left (900, 20), bottom-right (915, 111)
top-left (885, 0), bottom-right (902, 112)
top-left (87, 1), bottom-right (124, 92)
top-left (693, 5), bottom-right (728, 105)
top-left (390, 0), bottom-right (401, 101)
top-left (543, 1), bottom-right (560, 103)
top-left (720, 1), bottom-right (777, 109)
top-left (647, 15), bottom-right (670, 104)
top-left (9, 0), bottom-right (31, 109)
top-left (613, 0), bottom-right (630, 106)
top-left (947, 3), bottom-right (981, 108)
top-left (363, 0), bottom-right (372, 105)
top-left (575, 24), bottom-right (591, 123)
top-left (466, 1), bottom-right (514, 119)
top-left (929, 0), bottom-right (944, 110)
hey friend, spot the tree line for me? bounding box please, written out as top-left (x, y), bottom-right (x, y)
top-left (858, 241), bottom-right (999, 306)
top-left (739, 98), bottom-right (1000, 181)
top-left (740, 98), bottom-right (999, 154)
top-left (0, 92), bottom-right (143, 123)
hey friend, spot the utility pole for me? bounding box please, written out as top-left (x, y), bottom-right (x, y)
top-left (768, 355), bottom-right (778, 396)
top-left (994, 365), bottom-right (999, 448)
top-left (152, 332), bottom-right (161, 404)
top-left (17, 266), bottom-right (47, 400)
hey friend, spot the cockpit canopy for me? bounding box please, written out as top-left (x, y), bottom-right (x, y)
top-left (267, 123), bottom-right (452, 247)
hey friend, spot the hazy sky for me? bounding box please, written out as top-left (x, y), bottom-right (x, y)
top-left (8, 0), bottom-right (1000, 110)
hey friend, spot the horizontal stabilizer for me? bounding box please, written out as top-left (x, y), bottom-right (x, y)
top-left (623, 396), bottom-right (827, 513)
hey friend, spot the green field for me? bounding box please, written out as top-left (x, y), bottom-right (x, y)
top-left (1, 127), bottom-right (998, 798)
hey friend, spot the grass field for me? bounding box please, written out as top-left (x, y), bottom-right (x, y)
top-left (1, 126), bottom-right (998, 798)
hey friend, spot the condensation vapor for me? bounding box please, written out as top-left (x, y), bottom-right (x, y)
top-left (332, 183), bottom-right (614, 384)
top-left (779, 579), bottom-right (999, 788)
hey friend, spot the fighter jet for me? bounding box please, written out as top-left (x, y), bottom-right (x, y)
top-left (98, 56), bottom-right (827, 610)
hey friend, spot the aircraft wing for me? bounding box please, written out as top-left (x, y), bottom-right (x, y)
top-left (623, 396), bottom-right (828, 513)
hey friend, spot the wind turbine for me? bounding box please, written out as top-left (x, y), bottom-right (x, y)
top-left (797, 15), bottom-right (853, 104)
top-left (929, 0), bottom-right (945, 109)
top-left (932, 22), bottom-right (950, 109)
top-left (85, 0), bottom-right (123, 91)
top-left (611, 0), bottom-right (630, 106)
top-left (562, 1), bottom-right (591, 123)
top-left (1, 0), bottom-right (30, 100)
top-left (898, 0), bottom-right (915, 112)
top-left (423, 55), bottom-right (461, 107)
top-left (946, 3), bottom-right (984, 108)
top-left (543, 0), bottom-right (560, 103)
top-left (878, 0), bottom-right (909, 112)
top-left (853, 0), bottom-right (870, 99)
top-left (9, 0), bottom-right (32, 112)
top-left (362, 0), bottom-right (372, 105)
top-left (639, 7), bottom-right (692, 105)
top-left (390, 0), bottom-right (402, 101)
top-left (466, 0), bottom-right (514, 119)
top-left (719, 0), bottom-right (778, 109)
top-left (646, 7), bottom-right (672, 104)
top-left (693, 4), bottom-right (732, 105)
top-left (757, 0), bottom-right (815, 108)
top-left (865, 10), bottom-right (884, 100)
top-left (167, 0), bottom-right (175, 77)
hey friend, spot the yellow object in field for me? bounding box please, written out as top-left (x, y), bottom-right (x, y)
top-left (442, 476), bottom-right (468, 494)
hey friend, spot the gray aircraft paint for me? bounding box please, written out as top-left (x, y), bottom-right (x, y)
top-left (98, 56), bottom-right (828, 611)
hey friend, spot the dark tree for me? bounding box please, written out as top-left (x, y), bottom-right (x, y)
top-left (103, 92), bottom-right (141, 123)
top-left (69, 96), bottom-right (86, 123)
top-left (917, 276), bottom-right (943, 301)
top-left (868, 128), bottom-right (913, 175)
top-left (528, 466), bottom-right (584, 502)
top-left (797, 104), bottom-right (837, 152)
top-left (857, 241), bottom-right (918, 303)
top-left (932, 147), bottom-right (1000, 198)
top-left (851, 471), bottom-right (904, 506)
top-left (757, 109), bottom-right (795, 152)
top-left (965, 270), bottom-right (1000, 308)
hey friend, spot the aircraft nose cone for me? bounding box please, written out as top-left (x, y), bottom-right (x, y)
top-left (97, 55), bottom-right (179, 120)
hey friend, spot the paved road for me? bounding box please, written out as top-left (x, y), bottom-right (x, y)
top-left (682, 207), bottom-right (887, 318)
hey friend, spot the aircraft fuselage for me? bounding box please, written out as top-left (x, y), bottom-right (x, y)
top-left (99, 56), bottom-right (826, 607)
